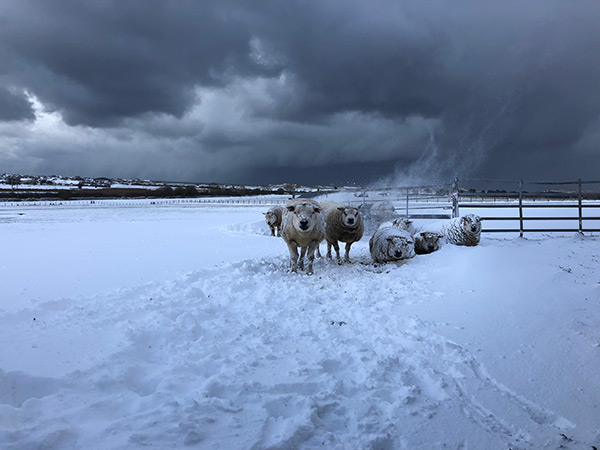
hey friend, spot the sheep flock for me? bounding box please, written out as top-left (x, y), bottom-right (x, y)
top-left (265, 198), bottom-right (482, 274)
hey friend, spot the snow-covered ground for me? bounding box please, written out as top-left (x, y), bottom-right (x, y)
top-left (1, 199), bottom-right (599, 449)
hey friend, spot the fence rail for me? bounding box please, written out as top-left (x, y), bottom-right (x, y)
top-left (352, 178), bottom-right (600, 235)
top-left (456, 178), bottom-right (600, 235)
top-left (3, 178), bottom-right (600, 235)
top-left (0, 196), bottom-right (289, 208)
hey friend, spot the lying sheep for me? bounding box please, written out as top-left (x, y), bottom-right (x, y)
top-left (281, 199), bottom-right (326, 274)
top-left (320, 202), bottom-right (364, 263)
top-left (263, 205), bottom-right (284, 237)
top-left (369, 225), bottom-right (415, 264)
top-left (392, 217), bottom-right (416, 234)
top-left (442, 214), bottom-right (482, 246)
top-left (414, 231), bottom-right (442, 255)
top-left (393, 217), bottom-right (441, 254)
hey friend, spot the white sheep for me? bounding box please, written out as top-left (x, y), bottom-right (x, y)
top-left (320, 202), bottom-right (364, 263)
top-left (281, 199), bottom-right (326, 274)
top-left (442, 214), bottom-right (482, 246)
top-left (391, 217), bottom-right (416, 234)
top-left (369, 225), bottom-right (415, 264)
top-left (392, 217), bottom-right (442, 254)
top-left (263, 205), bottom-right (284, 237)
top-left (413, 231), bottom-right (443, 255)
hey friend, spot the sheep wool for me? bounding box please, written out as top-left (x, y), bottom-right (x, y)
top-left (442, 214), bottom-right (482, 246)
top-left (414, 231), bottom-right (442, 255)
top-left (263, 205), bottom-right (284, 237)
top-left (320, 202), bottom-right (364, 263)
top-left (369, 226), bottom-right (415, 264)
top-left (281, 199), bottom-right (326, 274)
top-left (392, 217), bottom-right (416, 235)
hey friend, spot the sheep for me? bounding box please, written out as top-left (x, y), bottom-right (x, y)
top-left (369, 225), bottom-right (415, 264)
top-left (391, 217), bottom-right (416, 234)
top-left (281, 199), bottom-right (326, 274)
top-left (320, 202), bottom-right (364, 263)
top-left (442, 214), bottom-right (482, 246)
top-left (413, 231), bottom-right (443, 255)
top-left (392, 217), bottom-right (441, 254)
top-left (263, 205), bottom-right (284, 237)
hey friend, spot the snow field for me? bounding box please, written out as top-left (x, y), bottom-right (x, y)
top-left (1, 200), bottom-right (599, 449)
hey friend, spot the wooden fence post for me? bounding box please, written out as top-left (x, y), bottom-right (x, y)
top-left (519, 179), bottom-right (524, 238)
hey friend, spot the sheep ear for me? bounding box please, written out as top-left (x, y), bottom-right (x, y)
top-left (337, 206), bottom-right (345, 211)
top-left (287, 206), bottom-right (295, 212)
top-left (314, 207), bottom-right (321, 213)
top-left (386, 236), bottom-right (395, 242)
top-left (357, 204), bottom-right (362, 210)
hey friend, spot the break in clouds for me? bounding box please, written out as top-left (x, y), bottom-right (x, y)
top-left (1, 0), bottom-right (600, 185)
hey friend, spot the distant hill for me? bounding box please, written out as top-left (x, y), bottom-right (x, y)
top-left (0, 173), bottom-right (339, 201)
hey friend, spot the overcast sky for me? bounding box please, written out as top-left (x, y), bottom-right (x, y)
top-left (1, 0), bottom-right (599, 186)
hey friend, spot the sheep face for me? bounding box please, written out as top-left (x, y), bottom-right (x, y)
top-left (460, 214), bottom-right (482, 235)
top-left (414, 232), bottom-right (442, 255)
top-left (264, 211), bottom-right (278, 226)
top-left (286, 203), bottom-right (321, 233)
top-left (337, 206), bottom-right (361, 228)
top-left (384, 235), bottom-right (415, 261)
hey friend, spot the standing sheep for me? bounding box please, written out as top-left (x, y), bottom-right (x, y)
top-left (442, 214), bottom-right (482, 246)
top-left (263, 205), bottom-right (284, 237)
top-left (281, 199), bottom-right (326, 274)
top-left (320, 202), bottom-right (364, 264)
top-left (369, 225), bottom-right (415, 264)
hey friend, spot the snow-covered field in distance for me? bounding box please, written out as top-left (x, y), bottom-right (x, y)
top-left (1, 198), bottom-right (599, 449)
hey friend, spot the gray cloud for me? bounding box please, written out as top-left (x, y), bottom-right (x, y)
top-left (1, 0), bottom-right (600, 184)
top-left (0, 0), bottom-right (268, 126)
top-left (0, 88), bottom-right (35, 121)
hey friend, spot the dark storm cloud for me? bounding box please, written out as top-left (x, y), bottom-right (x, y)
top-left (0, 0), bottom-right (271, 126)
top-left (0, 88), bottom-right (35, 121)
top-left (1, 0), bottom-right (600, 184)
top-left (246, 0), bottom-right (600, 180)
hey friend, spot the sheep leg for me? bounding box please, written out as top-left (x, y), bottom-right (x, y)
top-left (269, 224), bottom-right (275, 236)
top-left (306, 241), bottom-right (319, 275)
top-left (316, 245), bottom-right (322, 258)
top-left (344, 242), bottom-right (352, 263)
top-left (286, 242), bottom-right (300, 272)
top-left (276, 226), bottom-right (281, 237)
top-left (298, 246), bottom-right (307, 271)
top-left (326, 241), bottom-right (333, 259)
top-left (331, 241), bottom-right (342, 264)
